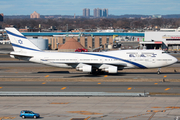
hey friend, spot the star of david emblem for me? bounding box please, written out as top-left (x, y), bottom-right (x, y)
top-left (18, 40), bottom-right (23, 44)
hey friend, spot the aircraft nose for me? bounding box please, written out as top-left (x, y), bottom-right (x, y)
top-left (171, 56), bottom-right (178, 64)
top-left (174, 57), bottom-right (178, 63)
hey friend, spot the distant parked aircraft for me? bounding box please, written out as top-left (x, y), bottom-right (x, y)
top-left (6, 27), bottom-right (177, 74)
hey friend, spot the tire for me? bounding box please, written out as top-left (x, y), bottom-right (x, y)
top-left (22, 115), bottom-right (25, 119)
top-left (157, 71), bottom-right (160, 75)
top-left (33, 115), bottom-right (37, 119)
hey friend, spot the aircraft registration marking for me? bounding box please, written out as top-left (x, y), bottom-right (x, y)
top-left (61, 87), bottom-right (66, 90)
top-left (127, 87), bottom-right (132, 90)
top-left (165, 88), bottom-right (170, 91)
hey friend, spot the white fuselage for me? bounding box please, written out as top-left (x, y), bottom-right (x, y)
top-left (27, 49), bottom-right (177, 70)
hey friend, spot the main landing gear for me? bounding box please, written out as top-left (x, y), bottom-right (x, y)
top-left (90, 69), bottom-right (105, 75)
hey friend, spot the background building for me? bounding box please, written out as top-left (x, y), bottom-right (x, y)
top-left (30, 11), bottom-right (40, 19)
top-left (0, 13), bottom-right (3, 22)
top-left (94, 8), bottom-right (107, 17)
top-left (83, 8), bottom-right (90, 17)
top-left (93, 9), bottom-right (97, 17)
top-left (94, 8), bottom-right (102, 17)
top-left (103, 9), bottom-right (108, 17)
top-left (83, 9), bottom-right (86, 17)
top-left (86, 9), bottom-right (90, 17)
top-left (96, 8), bottom-right (102, 17)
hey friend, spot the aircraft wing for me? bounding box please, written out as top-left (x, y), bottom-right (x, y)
top-left (84, 63), bottom-right (127, 68)
top-left (64, 62), bottom-right (127, 68)
top-left (66, 62), bottom-right (127, 73)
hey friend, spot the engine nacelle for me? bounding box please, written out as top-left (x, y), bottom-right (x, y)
top-left (76, 64), bottom-right (92, 73)
top-left (10, 55), bottom-right (15, 59)
top-left (105, 66), bottom-right (118, 73)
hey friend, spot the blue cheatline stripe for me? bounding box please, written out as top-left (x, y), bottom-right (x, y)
top-left (11, 43), bottom-right (41, 52)
top-left (76, 52), bottom-right (147, 69)
top-left (6, 30), bottom-right (27, 39)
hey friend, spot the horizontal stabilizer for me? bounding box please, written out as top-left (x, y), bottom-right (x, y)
top-left (10, 52), bottom-right (33, 58)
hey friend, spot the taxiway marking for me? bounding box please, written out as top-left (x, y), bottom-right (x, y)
top-left (68, 111), bottom-right (102, 115)
top-left (45, 75), bottom-right (49, 78)
top-left (165, 88), bottom-right (170, 91)
top-left (0, 116), bottom-right (16, 120)
top-left (61, 87), bottom-right (66, 90)
top-left (50, 102), bottom-right (69, 104)
top-left (84, 116), bottom-right (91, 120)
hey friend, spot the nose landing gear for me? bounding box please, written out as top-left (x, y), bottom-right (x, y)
top-left (157, 68), bottom-right (161, 75)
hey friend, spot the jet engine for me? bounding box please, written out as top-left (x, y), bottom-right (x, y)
top-left (105, 66), bottom-right (118, 73)
top-left (76, 64), bottom-right (92, 72)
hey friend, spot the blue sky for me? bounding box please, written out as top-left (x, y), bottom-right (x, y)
top-left (0, 0), bottom-right (180, 15)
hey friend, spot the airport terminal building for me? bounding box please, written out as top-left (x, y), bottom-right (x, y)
top-left (141, 29), bottom-right (180, 51)
top-left (22, 32), bottom-right (144, 50)
top-left (2, 28), bottom-right (180, 52)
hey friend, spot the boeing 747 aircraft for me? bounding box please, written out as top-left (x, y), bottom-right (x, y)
top-left (5, 27), bottom-right (177, 74)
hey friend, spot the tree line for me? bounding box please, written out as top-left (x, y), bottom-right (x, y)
top-left (1, 18), bottom-right (180, 31)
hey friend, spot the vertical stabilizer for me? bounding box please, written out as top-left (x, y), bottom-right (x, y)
top-left (5, 27), bottom-right (40, 52)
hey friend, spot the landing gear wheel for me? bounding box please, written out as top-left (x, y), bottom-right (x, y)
top-left (97, 69), bottom-right (105, 74)
top-left (90, 68), bottom-right (97, 74)
top-left (157, 68), bottom-right (161, 75)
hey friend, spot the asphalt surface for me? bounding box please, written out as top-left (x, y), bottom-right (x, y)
top-left (0, 44), bottom-right (13, 54)
top-left (0, 61), bottom-right (180, 97)
top-left (0, 97), bottom-right (180, 120)
top-left (0, 49), bottom-right (180, 120)
top-left (0, 62), bottom-right (179, 79)
top-left (0, 81), bottom-right (180, 96)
